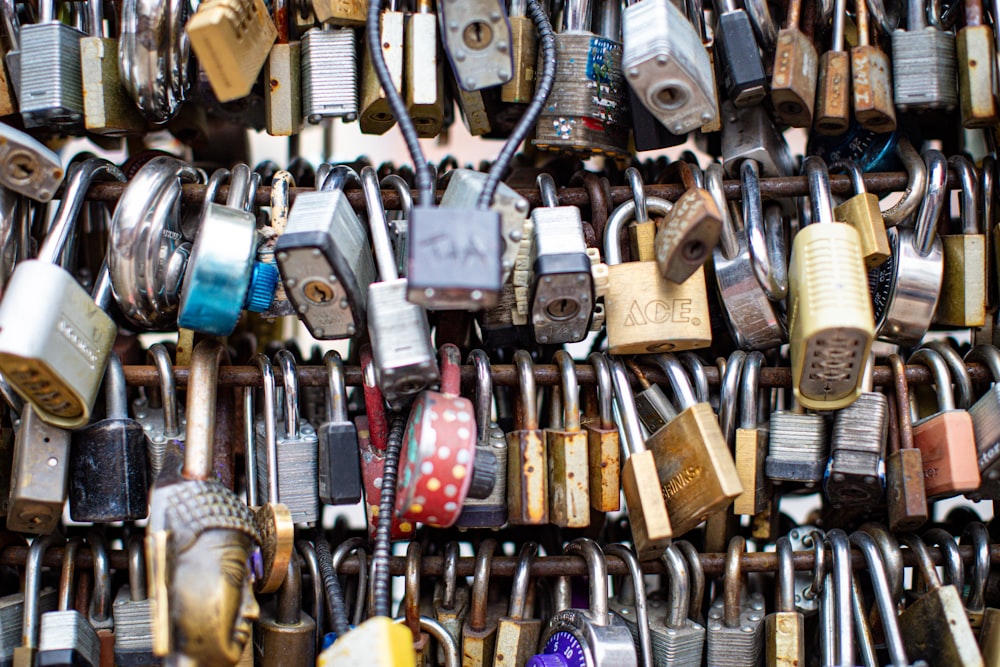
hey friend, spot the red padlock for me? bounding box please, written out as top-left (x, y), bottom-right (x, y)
top-left (395, 344), bottom-right (497, 528)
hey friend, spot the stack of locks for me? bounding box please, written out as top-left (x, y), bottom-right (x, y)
top-left (3, 0), bottom-right (1000, 664)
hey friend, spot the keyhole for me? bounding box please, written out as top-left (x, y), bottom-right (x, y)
top-left (653, 85), bottom-right (688, 111)
top-left (303, 280), bottom-right (335, 304)
top-left (6, 152), bottom-right (37, 184)
top-left (463, 21), bottom-right (493, 50)
top-left (682, 240), bottom-right (707, 263)
top-left (545, 298), bottom-right (580, 321)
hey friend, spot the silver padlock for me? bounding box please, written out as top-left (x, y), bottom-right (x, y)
top-left (966, 345), bottom-right (1000, 499)
top-left (80, 0), bottom-right (146, 136)
top-left (528, 173), bottom-right (593, 345)
top-left (720, 102), bottom-right (795, 178)
top-left (892, 0), bottom-right (958, 111)
top-left (18, 0), bottom-right (85, 130)
top-left (605, 543), bottom-right (653, 667)
top-left (0, 123), bottom-right (63, 203)
top-left (622, 0), bottom-right (718, 134)
top-left (766, 401), bottom-right (829, 485)
top-left (37, 537), bottom-right (101, 667)
top-left (132, 343), bottom-right (185, 483)
top-left (361, 166), bottom-right (439, 409)
top-left (438, 0), bottom-right (513, 91)
top-left (301, 21), bottom-right (359, 123)
top-left (706, 536), bottom-right (765, 667)
top-left (276, 165), bottom-right (375, 340)
top-left (12, 534), bottom-right (60, 667)
top-left (650, 545), bottom-right (705, 666)
top-left (112, 538), bottom-right (156, 667)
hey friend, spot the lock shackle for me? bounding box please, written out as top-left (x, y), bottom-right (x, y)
top-left (606, 543), bottom-right (653, 667)
top-left (394, 617), bottom-right (460, 667)
top-left (565, 538), bottom-right (610, 625)
top-left (0, 371), bottom-right (22, 416)
top-left (380, 174), bottom-right (413, 220)
top-left (914, 149), bottom-right (948, 256)
top-left (361, 166), bottom-right (399, 282)
top-left (251, 353), bottom-right (279, 505)
top-left (22, 534), bottom-right (60, 651)
top-left (719, 351), bottom-right (745, 445)
top-left (826, 529), bottom-right (855, 666)
top-left (88, 0), bottom-right (104, 37)
top-left (922, 528), bottom-right (963, 592)
top-left (39, 158), bottom-right (125, 266)
top-left (801, 530), bottom-right (826, 601)
top-left (775, 536), bottom-right (796, 613)
top-left (468, 350), bottom-right (493, 444)
top-left (147, 344), bottom-right (181, 438)
top-left (323, 350), bottom-right (348, 424)
top-left (537, 173), bottom-right (560, 208)
top-left (908, 347), bottom-right (956, 412)
top-left (961, 522), bottom-right (990, 614)
top-left (275, 349), bottom-right (301, 439)
top-left (510, 0), bottom-right (528, 16)
top-left (888, 354), bottom-right (915, 453)
top-left (965, 345), bottom-right (1000, 384)
top-left (58, 538), bottom-right (82, 611)
top-left (127, 537), bottom-right (147, 602)
top-left (652, 353), bottom-right (698, 410)
top-left (828, 0), bottom-right (847, 48)
top-left (603, 196), bottom-right (673, 264)
top-left (587, 353), bottom-right (614, 430)
top-left (184, 339), bottom-right (230, 481)
top-left (0, 0), bottom-right (18, 52)
top-left (947, 155), bottom-right (980, 235)
top-left (803, 156), bottom-right (836, 225)
top-left (899, 534), bottom-right (943, 591)
top-left (226, 164), bottom-right (257, 212)
top-left (859, 524), bottom-right (903, 601)
top-left (849, 531), bottom-right (912, 667)
top-left (320, 165), bottom-right (361, 194)
top-left (829, 159), bottom-right (868, 196)
top-left (102, 353), bottom-right (128, 420)
top-left (329, 536), bottom-right (369, 625)
top-left (508, 541), bottom-right (539, 620)
top-left (277, 550), bottom-right (303, 626)
top-left (554, 350), bottom-right (581, 431)
top-left (513, 350), bottom-right (539, 431)
top-left (269, 170), bottom-right (294, 233)
top-left (595, 0), bottom-right (621, 38)
top-left (88, 530), bottom-right (112, 624)
top-left (404, 542), bottom-right (422, 636)
top-left (662, 160), bottom-right (700, 192)
top-left (708, 163), bottom-right (740, 260)
top-left (722, 535), bottom-right (747, 628)
top-left (468, 538), bottom-right (497, 631)
top-left (563, 0), bottom-right (593, 31)
top-left (201, 168), bottom-right (230, 220)
top-left (743, 160), bottom-right (787, 300)
top-left (626, 167), bottom-right (648, 225)
top-left (881, 138), bottom-right (926, 227)
top-left (679, 353), bottom-right (710, 404)
top-left (855, 0), bottom-right (872, 44)
top-left (660, 544), bottom-right (691, 629)
top-left (438, 344), bottom-right (462, 397)
top-left (441, 542), bottom-right (461, 610)
top-left (610, 357), bottom-right (644, 456)
top-left (982, 155), bottom-right (994, 234)
top-left (858, 352), bottom-right (875, 393)
top-left (906, 0), bottom-right (928, 30)
top-left (739, 351), bottom-right (763, 430)
top-left (922, 341), bottom-right (973, 408)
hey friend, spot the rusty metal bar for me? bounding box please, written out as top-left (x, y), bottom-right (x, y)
top-left (121, 363), bottom-right (993, 388)
top-left (83, 172), bottom-right (924, 211)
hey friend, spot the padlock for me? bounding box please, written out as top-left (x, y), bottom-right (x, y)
top-left (186, 0), bottom-right (276, 102)
top-left (648, 545), bottom-right (705, 666)
top-left (18, 0), bottom-right (85, 129)
top-left (312, 0), bottom-right (365, 25)
top-left (6, 399), bottom-right (69, 535)
top-left (493, 542), bottom-right (541, 667)
top-left (622, 0), bottom-right (718, 134)
top-left (301, 20), bottom-right (359, 123)
top-left (824, 354), bottom-right (887, 509)
top-left (957, 0), bottom-right (998, 126)
top-left (317, 616), bottom-right (415, 667)
top-left (501, 0), bottom-right (536, 105)
top-left (431, 543), bottom-right (469, 662)
top-left (254, 550), bottom-right (316, 667)
top-left (395, 542), bottom-right (430, 662)
top-left (898, 534), bottom-right (984, 666)
top-left (883, 354), bottom-right (929, 532)
top-left (850, 0), bottom-right (896, 132)
top-left (455, 350), bottom-right (508, 529)
top-left (765, 398), bottom-right (829, 485)
top-left (80, 0), bottom-right (145, 135)
top-left (909, 347), bottom-right (981, 498)
top-left (112, 538), bottom-right (157, 666)
top-left (788, 156), bottom-right (874, 411)
top-left (36, 538), bottom-right (100, 667)
top-left (396, 344), bottom-right (495, 528)
top-left (531, 0), bottom-right (629, 159)
top-left (964, 345), bottom-right (1000, 498)
top-left (177, 165), bottom-right (277, 336)
top-left (461, 539), bottom-right (499, 666)
top-left (361, 166), bottom-right (439, 409)
top-left (892, 0), bottom-right (958, 110)
top-left (544, 349), bottom-right (590, 528)
top-left (255, 350), bottom-right (319, 524)
top-left (712, 0), bottom-right (766, 107)
top-left (643, 354), bottom-right (741, 536)
top-left (276, 165), bottom-right (376, 340)
top-left (655, 161), bottom-right (722, 285)
top-left (870, 149), bottom-right (945, 345)
top-left (720, 104), bottom-right (795, 179)
top-left (813, 0), bottom-right (850, 135)
top-left (506, 350), bottom-right (548, 526)
top-left (530, 538), bottom-right (638, 667)
top-left (12, 534), bottom-right (60, 667)
top-left (0, 534), bottom-right (55, 665)
top-left (824, 530), bottom-right (856, 666)
top-left (317, 350), bottom-right (362, 506)
top-left (603, 542), bottom-right (653, 667)
top-left (627, 358), bottom-right (679, 446)
top-left (438, 0), bottom-right (512, 91)
top-left (830, 159), bottom-right (890, 269)
top-left (602, 185), bottom-right (711, 354)
top-left (770, 0), bottom-right (817, 127)
top-left (764, 537), bottom-right (805, 667)
top-left (68, 353), bottom-right (148, 522)
top-left (709, 164), bottom-right (785, 350)
top-left (734, 351), bottom-right (768, 516)
top-left (936, 154), bottom-right (987, 327)
top-left (705, 536), bottom-right (765, 666)
top-left (610, 357), bottom-right (672, 560)
top-left (358, 1), bottom-right (404, 135)
top-left (0, 158), bottom-right (122, 428)
top-left (263, 0), bottom-right (302, 136)
top-left (134, 343), bottom-right (185, 484)
top-left (404, 0), bottom-right (445, 137)
top-left (0, 124), bottom-right (62, 203)
top-left (583, 352), bottom-right (620, 514)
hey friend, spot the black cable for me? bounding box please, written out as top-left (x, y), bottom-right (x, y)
top-left (477, 0), bottom-right (557, 210)
top-left (313, 532), bottom-right (352, 639)
top-left (372, 414), bottom-right (406, 618)
top-left (367, 1), bottom-right (433, 207)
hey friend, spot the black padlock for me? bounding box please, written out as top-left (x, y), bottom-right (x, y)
top-left (714, 0), bottom-right (767, 107)
top-left (317, 350), bottom-right (363, 506)
top-left (68, 353), bottom-right (149, 522)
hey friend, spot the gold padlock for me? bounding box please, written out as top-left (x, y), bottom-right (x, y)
top-left (936, 155), bottom-right (986, 327)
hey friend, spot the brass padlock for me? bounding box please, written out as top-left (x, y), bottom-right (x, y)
top-left (936, 155), bottom-right (987, 327)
